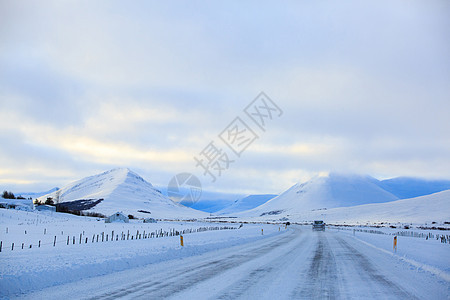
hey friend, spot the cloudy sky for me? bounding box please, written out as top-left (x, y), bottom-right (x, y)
top-left (1, 0), bottom-right (449, 195)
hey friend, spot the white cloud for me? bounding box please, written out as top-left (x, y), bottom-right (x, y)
top-left (1, 0), bottom-right (449, 192)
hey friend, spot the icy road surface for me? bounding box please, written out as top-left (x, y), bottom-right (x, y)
top-left (18, 227), bottom-right (449, 299)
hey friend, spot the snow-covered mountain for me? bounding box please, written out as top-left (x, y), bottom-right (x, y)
top-left (17, 187), bottom-right (59, 199)
top-left (216, 194), bottom-right (277, 215)
top-left (38, 168), bottom-right (207, 219)
top-left (227, 173), bottom-right (449, 224)
top-left (278, 189), bottom-right (450, 224)
top-left (378, 177), bottom-right (450, 199)
top-left (235, 173), bottom-right (399, 218)
top-left (185, 190), bottom-right (244, 213)
top-left (158, 186), bottom-right (244, 213)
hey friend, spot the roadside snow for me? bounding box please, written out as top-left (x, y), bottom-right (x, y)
top-left (333, 227), bottom-right (450, 282)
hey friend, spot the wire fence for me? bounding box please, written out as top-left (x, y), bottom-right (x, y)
top-left (0, 225), bottom-right (238, 252)
top-left (335, 227), bottom-right (450, 244)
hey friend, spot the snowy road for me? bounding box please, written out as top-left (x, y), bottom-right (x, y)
top-left (18, 227), bottom-right (449, 299)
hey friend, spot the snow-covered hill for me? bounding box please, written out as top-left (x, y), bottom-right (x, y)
top-left (235, 173), bottom-right (399, 218)
top-left (38, 168), bottom-right (207, 219)
top-left (216, 194), bottom-right (277, 215)
top-left (284, 189), bottom-right (450, 224)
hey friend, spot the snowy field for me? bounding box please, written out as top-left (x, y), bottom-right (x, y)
top-left (1, 209), bottom-right (449, 299)
top-left (0, 209), bottom-right (283, 298)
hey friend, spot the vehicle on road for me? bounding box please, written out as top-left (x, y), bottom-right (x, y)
top-left (312, 220), bottom-right (325, 231)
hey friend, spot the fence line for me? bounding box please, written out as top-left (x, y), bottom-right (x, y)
top-left (1, 226), bottom-right (238, 252)
top-left (336, 227), bottom-right (450, 244)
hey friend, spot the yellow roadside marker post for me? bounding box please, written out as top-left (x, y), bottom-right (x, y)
top-left (261, 229), bottom-right (264, 235)
top-left (180, 235), bottom-right (184, 247)
top-left (393, 236), bottom-right (397, 252)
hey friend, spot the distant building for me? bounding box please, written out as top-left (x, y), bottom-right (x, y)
top-left (0, 199), bottom-right (33, 211)
top-left (35, 205), bottom-right (56, 212)
top-left (105, 212), bottom-right (129, 223)
top-left (143, 218), bottom-right (157, 223)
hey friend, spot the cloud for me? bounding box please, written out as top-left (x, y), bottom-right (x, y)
top-left (0, 0), bottom-right (449, 193)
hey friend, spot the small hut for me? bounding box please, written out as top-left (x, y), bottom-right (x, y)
top-left (105, 212), bottom-right (129, 223)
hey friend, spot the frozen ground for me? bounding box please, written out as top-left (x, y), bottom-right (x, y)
top-left (0, 209), bottom-right (449, 299)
